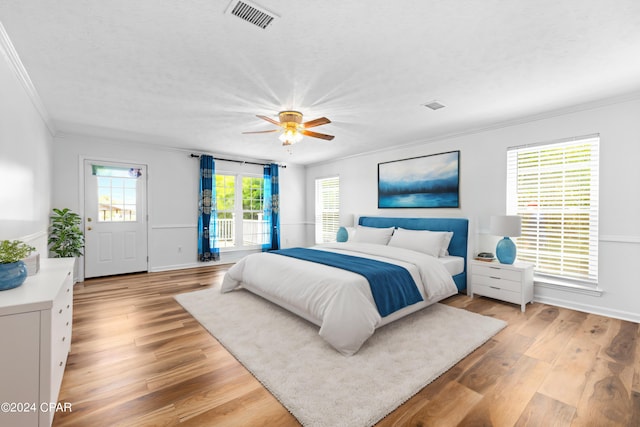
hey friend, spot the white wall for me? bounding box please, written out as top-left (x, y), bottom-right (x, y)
top-left (0, 33), bottom-right (53, 253)
top-left (5, 20), bottom-right (637, 321)
top-left (52, 134), bottom-right (306, 275)
top-left (305, 98), bottom-right (640, 323)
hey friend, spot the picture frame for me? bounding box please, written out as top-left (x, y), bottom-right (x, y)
top-left (378, 150), bottom-right (460, 208)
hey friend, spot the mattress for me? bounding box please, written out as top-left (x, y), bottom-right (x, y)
top-left (439, 255), bottom-right (465, 276)
top-left (222, 243), bottom-right (459, 355)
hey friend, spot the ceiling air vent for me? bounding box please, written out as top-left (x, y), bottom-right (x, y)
top-left (226, 0), bottom-right (278, 29)
top-left (423, 100), bottom-right (446, 111)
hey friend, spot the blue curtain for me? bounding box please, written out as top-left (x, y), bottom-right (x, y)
top-left (198, 155), bottom-right (220, 261)
top-left (262, 163), bottom-right (280, 251)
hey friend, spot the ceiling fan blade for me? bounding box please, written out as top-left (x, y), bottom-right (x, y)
top-left (242, 129), bottom-right (279, 134)
top-left (256, 114), bottom-right (282, 126)
top-left (301, 129), bottom-right (335, 140)
top-left (302, 117), bottom-right (331, 129)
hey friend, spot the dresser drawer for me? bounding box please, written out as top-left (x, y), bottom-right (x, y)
top-left (473, 283), bottom-right (522, 305)
top-left (50, 335), bottom-right (69, 404)
top-left (50, 270), bottom-right (73, 404)
top-left (470, 260), bottom-right (534, 312)
top-left (0, 258), bottom-right (75, 427)
top-left (52, 283), bottom-right (73, 348)
top-left (472, 274), bottom-right (522, 293)
top-left (473, 264), bottom-right (523, 282)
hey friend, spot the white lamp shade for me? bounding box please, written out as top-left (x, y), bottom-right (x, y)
top-left (341, 214), bottom-right (354, 227)
top-left (490, 215), bottom-right (522, 237)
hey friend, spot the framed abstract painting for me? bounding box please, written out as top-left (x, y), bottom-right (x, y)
top-left (378, 151), bottom-right (460, 208)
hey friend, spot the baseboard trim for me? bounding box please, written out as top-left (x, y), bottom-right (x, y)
top-left (533, 294), bottom-right (640, 324)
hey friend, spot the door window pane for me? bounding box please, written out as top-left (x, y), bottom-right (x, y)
top-left (95, 166), bottom-right (138, 222)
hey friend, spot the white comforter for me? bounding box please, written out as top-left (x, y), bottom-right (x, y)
top-left (221, 243), bottom-right (458, 356)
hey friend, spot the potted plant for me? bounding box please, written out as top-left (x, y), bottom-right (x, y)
top-left (0, 240), bottom-right (35, 290)
top-left (48, 208), bottom-right (85, 258)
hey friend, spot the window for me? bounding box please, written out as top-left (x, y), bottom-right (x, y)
top-left (92, 165), bottom-right (142, 222)
top-left (214, 174), bottom-right (268, 249)
top-left (242, 176), bottom-right (268, 245)
top-left (315, 176), bottom-right (340, 244)
top-left (506, 135), bottom-right (599, 286)
top-left (215, 175), bottom-right (236, 248)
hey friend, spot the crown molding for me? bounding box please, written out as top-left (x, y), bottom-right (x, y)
top-left (0, 22), bottom-right (56, 136)
top-left (56, 124), bottom-right (278, 166)
top-left (307, 90), bottom-right (640, 168)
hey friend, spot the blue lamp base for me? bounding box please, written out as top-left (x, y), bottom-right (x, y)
top-left (336, 226), bottom-right (348, 242)
top-left (496, 237), bottom-right (516, 264)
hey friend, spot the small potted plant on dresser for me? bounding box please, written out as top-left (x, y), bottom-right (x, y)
top-left (48, 208), bottom-right (85, 280)
top-left (0, 240), bottom-right (35, 290)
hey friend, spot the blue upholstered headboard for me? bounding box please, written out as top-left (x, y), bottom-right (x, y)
top-left (358, 216), bottom-right (469, 292)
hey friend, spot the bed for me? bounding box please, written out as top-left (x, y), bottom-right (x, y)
top-left (221, 217), bottom-right (469, 356)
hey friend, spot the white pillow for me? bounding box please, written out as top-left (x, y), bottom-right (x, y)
top-left (387, 228), bottom-right (446, 258)
top-left (345, 227), bottom-right (357, 241)
top-left (440, 231), bottom-right (454, 257)
top-left (351, 226), bottom-right (395, 245)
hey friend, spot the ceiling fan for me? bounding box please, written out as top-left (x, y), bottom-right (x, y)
top-left (243, 111), bottom-right (335, 146)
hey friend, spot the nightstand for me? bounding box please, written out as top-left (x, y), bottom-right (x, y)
top-left (469, 259), bottom-right (534, 312)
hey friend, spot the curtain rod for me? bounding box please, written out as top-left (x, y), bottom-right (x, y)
top-left (189, 154), bottom-right (286, 168)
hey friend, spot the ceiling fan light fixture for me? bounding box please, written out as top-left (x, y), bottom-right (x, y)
top-left (243, 110), bottom-right (333, 146)
top-left (279, 126), bottom-right (303, 145)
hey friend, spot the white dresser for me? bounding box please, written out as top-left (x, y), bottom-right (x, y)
top-left (470, 259), bottom-right (534, 312)
top-left (0, 258), bottom-right (75, 427)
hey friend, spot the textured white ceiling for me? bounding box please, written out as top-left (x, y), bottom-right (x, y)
top-left (1, 0), bottom-right (640, 165)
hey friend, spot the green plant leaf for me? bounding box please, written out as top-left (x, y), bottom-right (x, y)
top-left (49, 208), bottom-right (85, 258)
top-left (0, 240), bottom-right (35, 263)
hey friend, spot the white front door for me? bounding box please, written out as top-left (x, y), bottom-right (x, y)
top-left (84, 160), bottom-right (148, 278)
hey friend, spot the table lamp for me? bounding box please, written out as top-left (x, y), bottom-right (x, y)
top-left (490, 215), bottom-right (521, 264)
top-left (336, 214), bottom-right (354, 242)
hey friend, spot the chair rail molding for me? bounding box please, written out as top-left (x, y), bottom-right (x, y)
top-left (600, 235), bottom-right (640, 244)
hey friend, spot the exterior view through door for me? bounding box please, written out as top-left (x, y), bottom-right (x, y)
top-left (84, 160), bottom-right (148, 278)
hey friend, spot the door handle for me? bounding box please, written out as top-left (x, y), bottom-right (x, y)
top-left (87, 226), bottom-right (92, 231)
top-left (87, 217), bottom-right (92, 222)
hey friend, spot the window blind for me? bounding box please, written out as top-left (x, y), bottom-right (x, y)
top-left (315, 176), bottom-right (340, 244)
top-left (506, 135), bottom-right (599, 285)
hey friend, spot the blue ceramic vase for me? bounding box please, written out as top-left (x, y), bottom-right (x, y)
top-left (496, 237), bottom-right (516, 264)
top-left (336, 226), bottom-right (348, 242)
top-left (0, 261), bottom-right (28, 291)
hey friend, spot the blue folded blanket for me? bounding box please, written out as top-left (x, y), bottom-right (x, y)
top-left (271, 247), bottom-right (423, 317)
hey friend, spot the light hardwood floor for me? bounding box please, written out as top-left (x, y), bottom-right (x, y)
top-left (52, 265), bottom-right (639, 426)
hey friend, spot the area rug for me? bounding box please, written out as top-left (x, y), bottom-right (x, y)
top-left (175, 285), bottom-right (506, 427)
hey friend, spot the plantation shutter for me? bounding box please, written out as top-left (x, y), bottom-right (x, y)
top-left (315, 176), bottom-right (340, 244)
top-left (506, 135), bottom-right (599, 285)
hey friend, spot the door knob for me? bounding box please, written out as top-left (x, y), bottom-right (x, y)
top-left (87, 226), bottom-right (92, 231)
top-left (87, 217), bottom-right (93, 222)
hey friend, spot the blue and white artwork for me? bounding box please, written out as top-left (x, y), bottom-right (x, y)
top-left (378, 151), bottom-right (460, 208)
